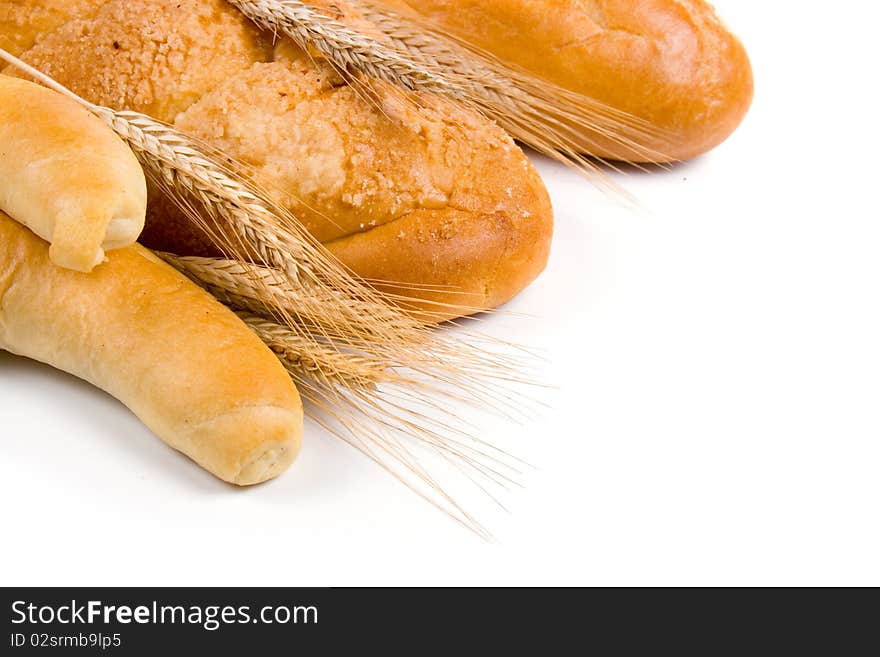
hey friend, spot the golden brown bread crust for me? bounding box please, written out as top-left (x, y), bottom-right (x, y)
top-left (0, 0), bottom-right (106, 56)
top-left (325, 203), bottom-right (551, 315)
top-left (5, 0), bottom-right (553, 318)
top-left (396, 0), bottom-right (754, 162)
top-left (0, 75), bottom-right (147, 272)
top-left (10, 0), bottom-right (273, 123)
top-left (0, 212), bottom-right (303, 485)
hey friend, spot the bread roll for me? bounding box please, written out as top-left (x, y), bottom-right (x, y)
top-left (5, 0), bottom-right (553, 318)
top-left (391, 0), bottom-right (754, 162)
top-left (0, 212), bottom-right (303, 485)
top-left (0, 75), bottom-right (147, 272)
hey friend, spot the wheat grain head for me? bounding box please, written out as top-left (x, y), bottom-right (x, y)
top-left (230, 0), bottom-right (673, 180)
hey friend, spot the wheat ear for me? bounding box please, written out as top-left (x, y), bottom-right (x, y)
top-left (238, 312), bottom-right (396, 390)
top-left (160, 252), bottom-right (538, 411)
top-left (229, 0), bottom-right (671, 178)
top-left (0, 49), bottom-right (534, 537)
top-left (160, 253), bottom-right (429, 347)
top-left (18, 36), bottom-right (531, 377)
top-left (0, 50), bottom-right (431, 350)
top-left (1, 49), bottom-right (528, 393)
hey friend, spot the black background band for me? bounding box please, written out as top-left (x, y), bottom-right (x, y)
top-left (1, 587), bottom-right (874, 654)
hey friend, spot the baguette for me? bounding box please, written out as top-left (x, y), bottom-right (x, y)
top-left (389, 0), bottom-right (754, 162)
top-left (4, 0), bottom-right (553, 318)
top-left (0, 74), bottom-right (147, 272)
top-left (0, 212), bottom-right (303, 485)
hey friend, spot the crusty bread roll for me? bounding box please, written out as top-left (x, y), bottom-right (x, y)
top-left (390, 0), bottom-right (754, 162)
top-left (0, 212), bottom-right (303, 485)
top-left (4, 0), bottom-right (553, 318)
top-left (0, 74), bottom-right (147, 272)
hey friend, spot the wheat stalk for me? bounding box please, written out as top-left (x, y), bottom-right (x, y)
top-left (238, 312), bottom-right (395, 389)
top-left (160, 252), bottom-right (536, 400)
top-left (0, 50), bottom-right (451, 347)
top-left (0, 48), bottom-right (533, 538)
top-left (229, 0), bottom-right (671, 177)
top-left (232, 0), bottom-right (454, 93)
top-left (98, 109), bottom-right (308, 274)
top-left (160, 253), bottom-right (427, 346)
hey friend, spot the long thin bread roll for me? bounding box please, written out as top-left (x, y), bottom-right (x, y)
top-left (0, 74), bottom-right (147, 272)
top-left (0, 213), bottom-right (303, 485)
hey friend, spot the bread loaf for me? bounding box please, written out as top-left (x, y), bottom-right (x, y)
top-left (0, 212), bottom-right (303, 485)
top-left (0, 74), bottom-right (146, 272)
top-left (170, 42), bottom-right (553, 316)
top-left (4, 0), bottom-right (553, 318)
top-left (390, 0), bottom-right (754, 162)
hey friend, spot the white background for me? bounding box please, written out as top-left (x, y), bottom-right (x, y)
top-left (2, 1), bottom-right (879, 586)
